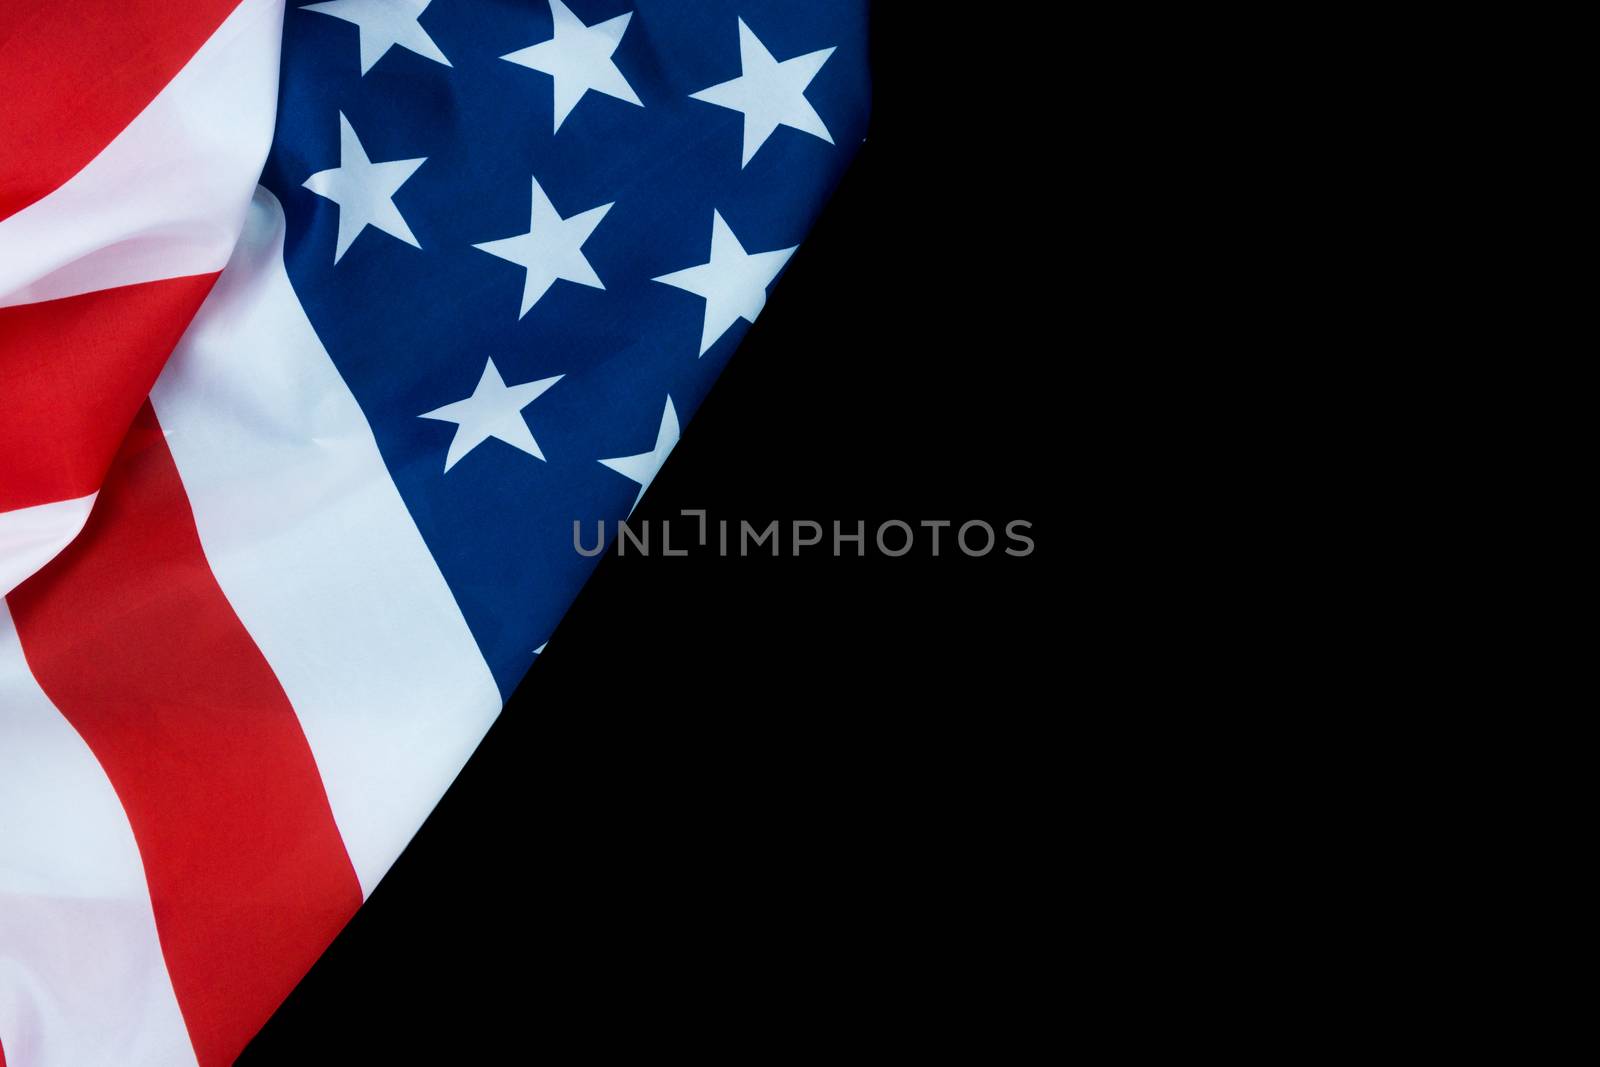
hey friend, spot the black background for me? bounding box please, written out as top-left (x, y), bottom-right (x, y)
top-left (242, 11), bottom-right (1052, 1059)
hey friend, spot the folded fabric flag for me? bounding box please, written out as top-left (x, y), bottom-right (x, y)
top-left (0, 1), bottom-right (868, 1062)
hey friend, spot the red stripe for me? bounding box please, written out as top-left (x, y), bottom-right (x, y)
top-left (0, 274), bottom-right (217, 513)
top-left (7, 403), bottom-right (364, 1066)
top-left (0, 0), bottom-right (242, 220)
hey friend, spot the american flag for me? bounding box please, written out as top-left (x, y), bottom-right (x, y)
top-left (0, 1), bottom-right (867, 1062)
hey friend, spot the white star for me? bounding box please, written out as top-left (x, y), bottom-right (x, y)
top-left (653, 211), bottom-right (796, 356)
top-left (473, 177), bottom-right (613, 318)
top-left (303, 113), bottom-right (426, 263)
top-left (599, 396), bottom-right (680, 515)
top-left (418, 358), bottom-right (563, 472)
top-left (501, 0), bottom-right (642, 132)
top-left (302, 0), bottom-right (451, 75)
top-left (689, 18), bottom-right (835, 167)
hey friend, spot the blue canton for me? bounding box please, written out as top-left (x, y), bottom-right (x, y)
top-left (260, 0), bottom-right (870, 695)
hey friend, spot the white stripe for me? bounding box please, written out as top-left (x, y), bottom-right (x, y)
top-left (0, 0), bottom-right (285, 308)
top-left (0, 495), bottom-right (95, 599)
top-left (149, 187), bottom-right (502, 898)
top-left (0, 601), bottom-right (198, 1067)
